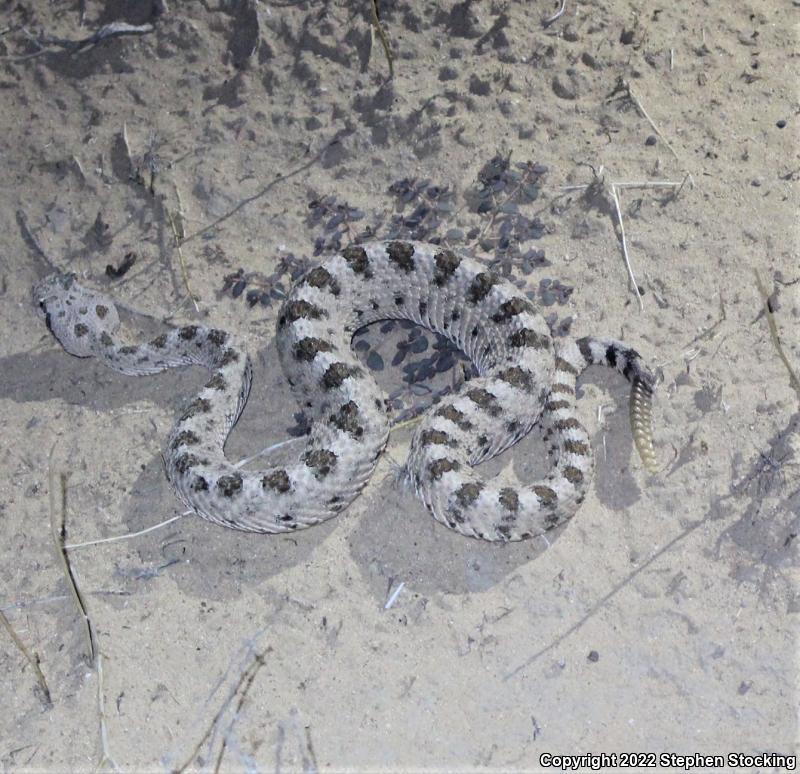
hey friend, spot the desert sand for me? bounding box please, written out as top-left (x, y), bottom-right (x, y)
top-left (0, 1), bottom-right (797, 771)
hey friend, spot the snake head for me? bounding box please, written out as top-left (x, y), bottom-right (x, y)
top-left (33, 274), bottom-right (76, 322)
top-left (33, 272), bottom-right (120, 357)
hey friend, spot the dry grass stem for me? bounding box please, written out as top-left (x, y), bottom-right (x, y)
top-left (173, 648), bottom-right (269, 774)
top-left (369, 0), bottom-right (394, 78)
top-left (49, 445), bottom-right (95, 662)
top-left (96, 653), bottom-right (121, 772)
top-left (0, 609), bottom-right (52, 706)
top-left (63, 513), bottom-right (187, 550)
top-left (609, 185), bottom-right (643, 311)
top-left (542, 0), bottom-right (567, 26)
top-left (754, 269), bottom-right (800, 403)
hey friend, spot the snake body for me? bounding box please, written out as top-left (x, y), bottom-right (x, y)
top-left (34, 241), bottom-right (656, 541)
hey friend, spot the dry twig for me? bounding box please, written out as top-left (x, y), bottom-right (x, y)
top-left (184, 129), bottom-right (349, 242)
top-left (96, 653), bottom-right (120, 772)
top-left (608, 184), bottom-right (642, 311)
top-left (755, 270), bottom-right (800, 403)
top-left (606, 77), bottom-right (682, 162)
top-left (173, 648), bottom-right (269, 774)
top-left (212, 651), bottom-right (268, 774)
top-left (49, 445), bottom-right (95, 662)
top-left (64, 513), bottom-right (187, 550)
top-left (6, 22), bottom-right (153, 61)
top-left (0, 609), bottom-right (52, 706)
top-left (167, 208), bottom-right (199, 312)
top-left (560, 172), bottom-right (691, 309)
top-left (369, 0), bottom-right (394, 78)
top-left (542, 0), bottom-right (567, 27)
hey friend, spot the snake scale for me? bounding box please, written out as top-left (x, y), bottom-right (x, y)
top-left (34, 240), bottom-right (657, 542)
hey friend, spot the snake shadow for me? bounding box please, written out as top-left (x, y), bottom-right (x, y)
top-left (6, 337), bottom-right (334, 601)
top-left (8, 328), bottom-right (642, 603)
top-left (347, 367), bottom-right (643, 602)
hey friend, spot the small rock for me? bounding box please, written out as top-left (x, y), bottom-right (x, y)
top-left (581, 51), bottom-right (601, 70)
top-left (552, 74), bottom-right (577, 100)
top-left (645, 134), bottom-right (657, 146)
top-left (469, 74), bottom-right (491, 96)
top-left (563, 25), bottom-right (579, 42)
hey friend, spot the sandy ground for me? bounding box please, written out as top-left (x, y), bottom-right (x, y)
top-left (0, 1), bottom-right (798, 771)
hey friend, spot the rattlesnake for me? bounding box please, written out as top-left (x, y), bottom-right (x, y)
top-left (34, 240), bottom-right (657, 542)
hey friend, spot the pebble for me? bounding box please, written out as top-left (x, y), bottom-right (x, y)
top-left (563, 25), bottom-right (579, 42)
top-left (552, 74), bottom-right (578, 100)
top-left (232, 279), bottom-right (246, 298)
top-left (581, 51), bottom-right (601, 70)
top-left (469, 74), bottom-right (491, 96)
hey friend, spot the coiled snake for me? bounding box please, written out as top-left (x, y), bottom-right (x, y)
top-left (34, 241), bottom-right (657, 542)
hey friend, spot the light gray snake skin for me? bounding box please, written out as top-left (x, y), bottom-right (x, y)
top-left (34, 241), bottom-right (657, 542)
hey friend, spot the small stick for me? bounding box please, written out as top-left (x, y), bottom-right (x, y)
top-left (609, 185), bottom-right (644, 311)
top-left (3, 22), bottom-right (154, 61)
top-left (670, 48), bottom-right (675, 70)
top-left (0, 609), bottom-right (52, 706)
top-left (754, 270), bottom-right (800, 403)
top-left (542, 0), bottom-right (567, 27)
top-left (39, 22), bottom-right (153, 54)
top-left (684, 294), bottom-right (726, 347)
top-left (558, 178), bottom-right (688, 193)
top-left (624, 80), bottom-right (680, 161)
top-left (70, 155), bottom-right (87, 183)
top-left (120, 122), bottom-right (135, 177)
top-left (173, 648), bottom-right (269, 774)
top-left (184, 129), bottom-right (349, 243)
top-left (384, 582), bottom-right (405, 610)
top-left (562, 172), bottom-right (693, 308)
top-left (369, 0), bottom-right (394, 78)
top-left (212, 651), bottom-right (268, 774)
top-left (613, 177), bottom-right (692, 191)
top-left (167, 208), bottom-right (199, 312)
top-left (96, 653), bottom-right (121, 772)
top-left (49, 445), bottom-right (95, 662)
top-left (64, 512), bottom-right (187, 550)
